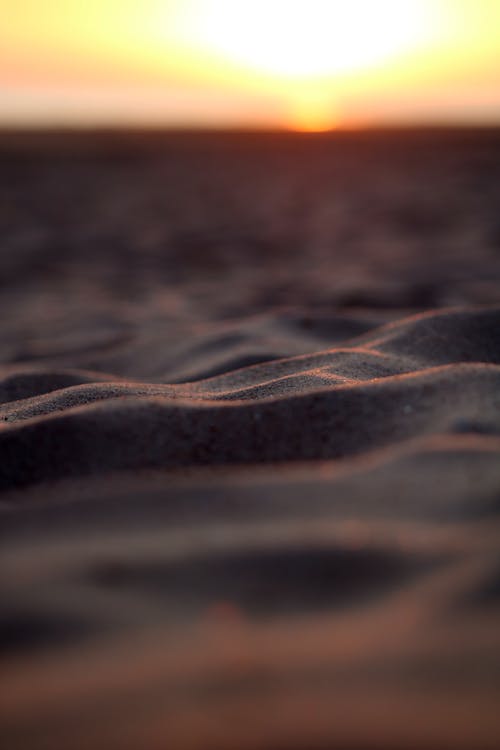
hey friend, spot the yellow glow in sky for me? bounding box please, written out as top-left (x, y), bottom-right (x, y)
top-left (1, 1), bottom-right (499, 129)
top-left (180, 0), bottom-right (429, 78)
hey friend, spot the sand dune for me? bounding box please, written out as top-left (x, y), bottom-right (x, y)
top-left (1, 305), bottom-right (500, 749)
top-left (1, 131), bottom-right (500, 749)
top-left (0, 307), bottom-right (498, 489)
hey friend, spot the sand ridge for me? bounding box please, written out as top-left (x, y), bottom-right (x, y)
top-left (1, 305), bottom-right (500, 749)
top-left (0, 307), bottom-right (498, 490)
top-left (1, 130), bottom-right (500, 749)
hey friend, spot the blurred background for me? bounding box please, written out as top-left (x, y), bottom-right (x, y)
top-left (0, 1), bottom-right (499, 361)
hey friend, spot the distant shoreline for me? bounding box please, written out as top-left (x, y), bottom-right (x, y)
top-left (1, 123), bottom-right (499, 159)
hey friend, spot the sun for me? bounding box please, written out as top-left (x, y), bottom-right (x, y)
top-left (161, 0), bottom-right (435, 131)
top-left (187, 0), bottom-right (429, 79)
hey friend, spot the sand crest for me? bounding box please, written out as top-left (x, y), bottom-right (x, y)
top-left (1, 130), bottom-right (500, 749)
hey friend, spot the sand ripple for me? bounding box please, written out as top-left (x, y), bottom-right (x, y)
top-left (1, 306), bottom-right (500, 750)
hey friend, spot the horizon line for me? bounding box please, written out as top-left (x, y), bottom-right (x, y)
top-left (1, 121), bottom-right (500, 135)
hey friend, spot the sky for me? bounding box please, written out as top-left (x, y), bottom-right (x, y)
top-left (1, 0), bottom-right (499, 130)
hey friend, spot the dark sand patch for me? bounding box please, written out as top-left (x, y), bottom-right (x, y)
top-left (1, 130), bottom-right (500, 749)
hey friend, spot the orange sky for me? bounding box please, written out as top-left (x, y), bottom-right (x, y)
top-left (1, 1), bottom-right (499, 129)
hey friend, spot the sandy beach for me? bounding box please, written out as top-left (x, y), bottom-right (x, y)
top-left (1, 129), bottom-right (500, 749)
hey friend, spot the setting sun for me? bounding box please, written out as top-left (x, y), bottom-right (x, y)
top-left (182, 0), bottom-right (429, 78)
top-left (170, 0), bottom-right (434, 130)
top-left (0, 1), bottom-right (499, 129)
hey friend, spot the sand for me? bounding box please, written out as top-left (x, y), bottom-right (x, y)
top-left (1, 129), bottom-right (500, 749)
